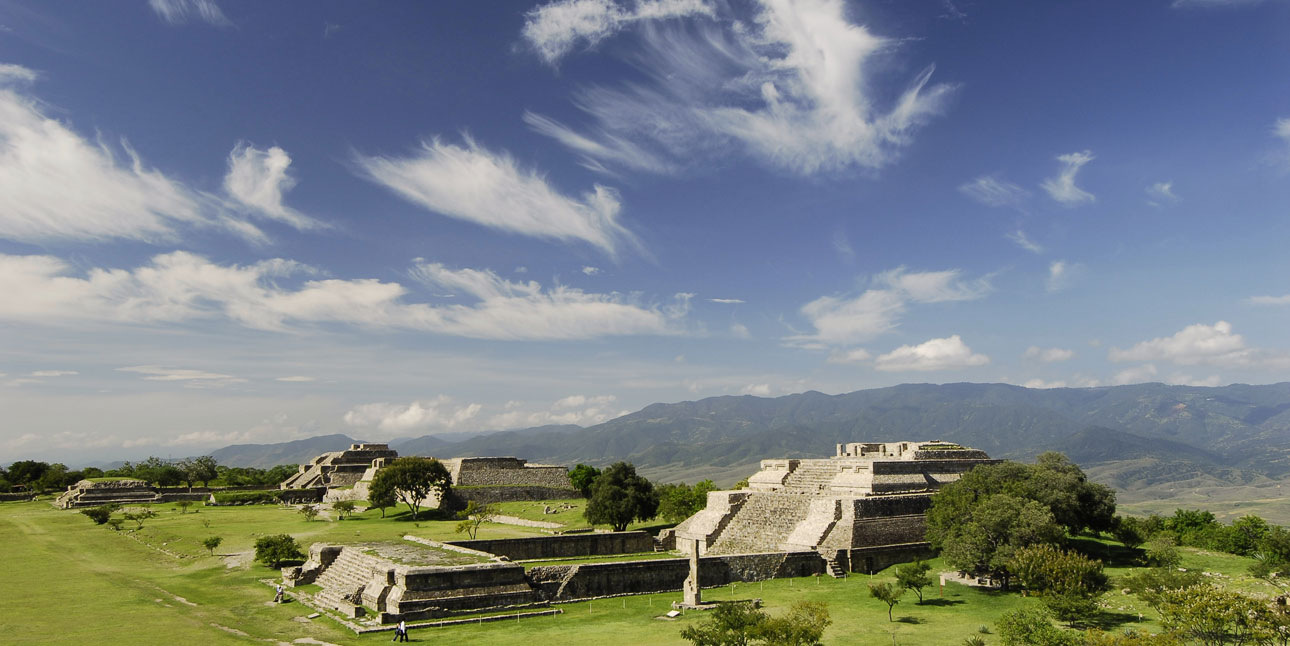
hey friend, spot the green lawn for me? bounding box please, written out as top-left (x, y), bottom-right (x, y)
top-left (1, 499), bottom-right (1275, 646)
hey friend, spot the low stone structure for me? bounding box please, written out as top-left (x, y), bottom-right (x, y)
top-left (445, 531), bottom-right (657, 561)
top-left (673, 440), bottom-right (996, 571)
top-left (56, 479), bottom-right (160, 509)
top-left (281, 443), bottom-right (398, 492)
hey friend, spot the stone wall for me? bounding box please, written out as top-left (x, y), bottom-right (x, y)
top-left (846, 543), bottom-right (935, 574)
top-left (447, 485), bottom-right (579, 506)
top-left (527, 551), bottom-right (827, 601)
top-left (0, 492), bottom-right (36, 502)
top-left (446, 457), bottom-right (571, 489)
top-left (446, 531), bottom-right (655, 561)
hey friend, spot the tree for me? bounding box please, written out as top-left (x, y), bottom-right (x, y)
top-left (81, 506), bottom-right (113, 525)
top-left (368, 457), bottom-right (452, 520)
top-left (1009, 544), bottom-right (1109, 625)
top-left (868, 582), bottom-right (903, 622)
top-left (995, 608), bottom-right (1083, 646)
top-left (896, 560), bottom-right (934, 604)
top-left (106, 518), bottom-right (124, 531)
top-left (679, 601), bottom-right (829, 646)
top-left (181, 456), bottom-right (218, 489)
top-left (122, 508), bottom-right (157, 530)
top-left (1157, 585), bottom-right (1277, 646)
top-left (1113, 515), bottom-right (1148, 551)
top-left (658, 480), bottom-right (717, 523)
top-left (202, 536), bottom-right (223, 556)
top-left (584, 462), bottom-right (659, 532)
top-left (455, 500), bottom-right (496, 540)
top-left (333, 500), bottom-right (356, 520)
top-left (7, 460), bottom-right (50, 487)
top-left (368, 486), bottom-right (397, 519)
top-left (254, 534), bottom-right (303, 568)
top-left (1121, 567), bottom-right (1205, 612)
top-left (754, 601), bottom-right (830, 646)
top-left (1251, 525), bottom-right (1290, 592)
top-left (568, 464), bottom-right (601, 498)
top-left (930, 493), bottom-right (1064, 589)
top-left (1143, 534), bottom-right (1183, 569)
top-left (176, 500), bottom-right (193, 514)
top-left (299, 504), bottom-right (319, 521)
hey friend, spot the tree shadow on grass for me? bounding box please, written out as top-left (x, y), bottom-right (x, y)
top-left (1082, 610), bottom-right (1142, 631)
top-left (1067, 536), bottom-right (1142, 568)
top-left (917, 598), bottom-right (966, 607)
top-left (895, 616), bottom-right (924, 624)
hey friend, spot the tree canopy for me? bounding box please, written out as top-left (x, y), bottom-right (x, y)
top-left (583, 461), bottom-right (659, 532)
top-left (568, 464), bottom-right (601, 498)
top-left (657, 479), bottom-right (716, 523)
top-left (368, 457), bottom-right (452, 520)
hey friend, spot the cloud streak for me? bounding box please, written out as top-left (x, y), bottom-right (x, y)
top-left (522, 0), bottom-right (715, 65)
top-left (874, 335), bottom-right (989, 372)
top-left (148, 0), bottom-right (231, 26)
top-left (1041, 150), bottom-right (1096, 206)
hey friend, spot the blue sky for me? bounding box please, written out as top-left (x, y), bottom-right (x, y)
top-left (2, 0), bottom-right (1289, 463)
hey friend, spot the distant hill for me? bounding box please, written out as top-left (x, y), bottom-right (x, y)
top-left (210, 433), bottom-right (360, 469)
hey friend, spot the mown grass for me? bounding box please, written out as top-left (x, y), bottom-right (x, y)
top-left (1, 498), bottom-right (1276, 646)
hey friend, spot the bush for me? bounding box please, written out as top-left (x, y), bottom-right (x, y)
top-left (254, 534), bottom-right (303, 568)
top-left (202, 536), bottom-right (223, 556)
top-left (80, 506), bottom-right (113, 525)
top-left (299, 504), bottom-right (319, 521)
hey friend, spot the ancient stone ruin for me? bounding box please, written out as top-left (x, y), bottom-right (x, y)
top-left (281, 443), bottom-right (399, 491)
top-left (673, 440), bottom-right (996, 572)
top-left (56, 479), bottom-right (160, 508)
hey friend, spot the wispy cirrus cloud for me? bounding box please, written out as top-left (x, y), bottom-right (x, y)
top-left (148, 0), bottom-right (231, 27)
top-left (1046, 260), bottom-right (1082, 293)
top-left (117, 365), bottom-right (246, 387)
top-left (356, 136), bottom-right (636, 256)
top-left (224, 143), bottom-right (324, 231)
top-left (522, 0), bottom-right (715, 65)
top-left (1146, 181), bottom-right (1179, 207)
top-left (787, 267), bottom-right (991, 349)
top-left (1171, 0), bottom-right (1265, 8)
top-left (1041, 150), bottom-right (1096, 206)
top-left (1024, 346), bottom-right (1074, 362)
top-left (1249, 294), bottom-right (1290, 305)
top-left (959, 175), bottom-right (1029, 208)
top-left (1007, 229), bottom-right (1044, 254)
top-left (525, 0), bottom-right (956, 176)
top-left (874, 335), bottom-right (989, 372)
top-left (0, 251), bottom-right (687, 340)
top-left (0, 65), bottom-right (262, 244)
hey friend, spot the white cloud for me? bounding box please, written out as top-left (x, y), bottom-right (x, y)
top-left (874, 335), bottom-right (989, 372)
top-left (356, 137), bottom-right (635, 256)
top-left (117, 365), bottom-right (246, 387)
top-left (522, 0), bottom-right (715, 65)
top-left (1167, 373), bottom-right (1223, 387)
top-left (149, 0), bottom-right (231, 26)
top-left (1046, 260), bottom-right (1082, 293)
top-left (581, 266), bottom-right (601, 276)
top-left (1023, 379), bottom-right (1067, 389)
top-left (826, 348), bottom-right (872, 364)
top-left (709, 298), bottom-right (745, 304)
top-left (0, 67), bottom-right (257, 244)
top-left (1146, 181), bottom-right (1179, 206)
top-left (730, 322), bottom-right (751, 339)
top-left (1023, 346), bottom-right (1074, 363)
top-left (30, 370), bottom-right (77, 377)
top-left (1249, 294), bottom-right (1290, 305)
top-left (1113, 363), bottom-right (1158, 385)
top-left (1109, 321), bottom-right (1290, 369)
top-left (275, 376), bottom-right (316, 382)
top-left (526, 0), bottom-right (956, 176)
top-left (959, 175), bottom-right (1028, 208)
top-left (0, 251), bottom-right (686, 340)
top-left (1171, 0), bottom-right (1265, 7)
top-left (487, 394), bottom-right (625, 429)
top-left (343, 396), bottom-right (481, 434)
top-left (788, 267), bottom-right (990, 348)
top-left (223, 143), bottom-right (322, 231)
top-left (740, 383), bottom-right (771, 396)
top-left (1040, 150), bottom-right (1095, 206)
top-left (1007, 229), bottom-right (1044, 254)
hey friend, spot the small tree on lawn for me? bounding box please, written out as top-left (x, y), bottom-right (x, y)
top-left (333, 500), bottom-right (356, 520)
top-left (369, 487), bottom-right (397, 519)
top-left (868, 582), bottom-right (903, 622)
top-left (368, 457), bottom-right (452, 520)
top-left (896, 561), bottom-right (934, 604)
top-left (106, 518), bottom-right (123, 531)
top-left (176, 500), bottom-right (192, 514)
top-left (299, 504), bottom-right (319, 521)
top-left (81, 506), bottom-right (113, 525)
top-left (254, 534), bottom-right (303, 568)
top-left (202, 536), bottom-right (223, 556)
top-left (123, 508), bottom-right (157, 530)
top-left (455, 500), bottom-right (497, 540)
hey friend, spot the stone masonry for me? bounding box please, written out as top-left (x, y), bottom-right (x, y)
top-left (56, 479), bottom-right (160, 509)
top-left (281, 443), bottom-right (399, 491)
top-left (673, 440), bottom-right (997, 569)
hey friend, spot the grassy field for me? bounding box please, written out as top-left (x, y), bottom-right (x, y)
top-left (0, 498), bottom-right (1279, 646)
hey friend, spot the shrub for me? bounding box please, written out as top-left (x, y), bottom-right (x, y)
top-left (202, 536), bottom-right (223, 556)
top-left (333, 501), bottom-right (356, 520)
top-left (254, 534), bottom-right (303, 568)
top-left (80, 506), bottom-right (113, 525)
top-left (299, 504), bottom-right (319, 521)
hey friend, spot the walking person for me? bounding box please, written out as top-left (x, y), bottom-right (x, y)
top-left (273, 584), bottom-right (284, 603)
top-left (394, 619), bottom-right (409, 642)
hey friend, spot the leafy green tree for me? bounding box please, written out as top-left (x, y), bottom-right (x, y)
top-left (122, 508), bottom-right (157, 530)
top-left (7, 460), bottom-right (50, 487)
top-left (202, 536), bottom-right (223, 556)
top-left (1220, 515), bottom-right (1268, 556)
top-left (584, 462), bottom-right (659, 531)
top-left (455, 500), bottom-right (497, 539)
top-left (180, 456), bottom-right (218, 489)
top-left (176, 500), bottom-right (193, 514)
top-left (568, 464), bottom-right (601, 498)
top-left (996, 608), bottom-right (1084, 646)
top-left (1250, 525), bottom-right (1290, 592)
top-left (80, 506), bottom-right (113, 524)
top-left (368, 457), bottom-right (452, 520)
top-left (930, 493), bottom-right (1064, 589)
top-left (333, 500), bottom-right (356, 520)
top-left (299, 504), bottom-right (319, 521)
top-left (1010, 544), bottom-right (1109, 624)
top-left (36, 463), bottom-right (74, 492)
top-left (106, 518), bottom-right (124, 531)
top-left (254, 534), bottom-right (303, 568)
top-left (1121, 567), bottom-right (1205, 612)
top-left (680, 601), bottom-right (765, 646)
top-left (658, 480), bottom-right (717, 523)
top-left (368, 486), bottom-right (397, 519)
top-left (753, 602), bottom-right (830, 646)
top-left (896, 561), bottom-right (934, 604)
top-left (868, 582), bottom-right (903, 622)
top-left (1113, 515), bottom-right (1148, 550)
top-left (1143, 534), bottom-right (1183, 569)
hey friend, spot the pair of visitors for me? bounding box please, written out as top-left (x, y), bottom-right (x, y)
top-left (391, 620), bottom-right (409, 642)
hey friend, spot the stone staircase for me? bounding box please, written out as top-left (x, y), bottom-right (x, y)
top-left (56, 481), bottom-right (161, 508)
top-left (825, 557), bottom-right (845, 578)
top-left (707, 493), bottom-right (812, 555)
top-left (313, 548), bottom-right (386, 613)
top-left (780, 462), bottom-right (841, 494)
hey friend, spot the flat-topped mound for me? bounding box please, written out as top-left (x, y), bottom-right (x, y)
top-left (55, 478), bottom-right (160, 509)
